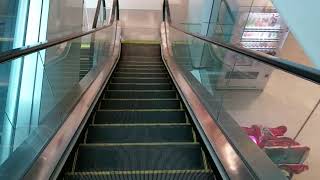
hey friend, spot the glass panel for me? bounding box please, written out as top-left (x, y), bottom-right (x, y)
top-left (0, 22), bottom-right (116, 178)
top-left (166, 24), bottom-right (320, 179)
top-left (83, 0), bottom-right (112, 31)
top-left (0, 0), bottom-right (20, 53)
top-left (167, 0), bottom-right (319, 70)
top-left (0, 0), bottom-right (111, 54)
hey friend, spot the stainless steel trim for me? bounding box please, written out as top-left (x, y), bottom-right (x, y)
top-left (160, 22), bottom-right (287, 180)
top-left (23, 21), bottom-right (122, 180)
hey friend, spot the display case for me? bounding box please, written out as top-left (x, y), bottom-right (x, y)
top-left (240, 11), bottom-right (289, 55)
top-left (214, 7), bottom-right (289, 90)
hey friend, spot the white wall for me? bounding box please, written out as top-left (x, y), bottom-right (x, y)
top-left (119, 0), bottom-right (162, 10)
top-left (272, 0), bottom-right (320, 68)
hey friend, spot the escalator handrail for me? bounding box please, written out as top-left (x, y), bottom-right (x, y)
top-left (162, 0), bottom-right (320, 84)
top-left (0, 0), bottom-right (119, 64)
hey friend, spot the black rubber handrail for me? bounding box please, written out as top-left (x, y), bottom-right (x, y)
top-left (163, 0), bottom-right (320, 84)
top-left (0, 0), bottom-right (119, 64)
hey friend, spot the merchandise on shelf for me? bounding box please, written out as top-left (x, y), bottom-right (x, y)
top-left (240, 11), bottom-right (288, 55)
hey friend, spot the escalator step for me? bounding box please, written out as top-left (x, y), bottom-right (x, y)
top-left (64, 170), bottom-right (215, 180)
top-left (116, 68), bottom-right (167, 73)
top-left (75, 143), bottom-right (204, 171)
top-left (118, 65), bottom-right (165, 70)
top-left (62, 43), bottom-right (218, 180)
top-left (107, 83), bottom-right (172, 90)
top-left (111, 77), bottom-right (169, 84)
top-left (94, 110), bottom-right (186, 124)
top-left (100, 99), bottom-right (181, 109)
top-left (86, 124), bottom-right (194, 143)
top-left (119, 60), bottom-right (163, 66)
top-left (122, 44), bottom-right (161, 57)
top-left (104, 90), bottom-right (176, 99)
top-left (113, 72), bottom-right (168, 78)
top-left (120, 56), bottom-right (162, 62)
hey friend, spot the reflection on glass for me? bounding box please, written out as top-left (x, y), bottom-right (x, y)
top-left (166, 25), bottom-right (320, 179)
top-left (0, 0), bottom-right (22, 53)
top-left (168, 0), bottom-right (289, 57)
top-left (0, 0), bottom-right (111, 54)
top-left (0, 23), bottom-right (116, 178)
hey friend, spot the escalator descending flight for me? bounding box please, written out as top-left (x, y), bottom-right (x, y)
top-left (61, 43), bottom-right (222, 180)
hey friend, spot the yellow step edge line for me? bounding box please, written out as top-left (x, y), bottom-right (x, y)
top-left (89, 123), bottom-right (191, 127)
top-left (109, 84), bottom-right (171, 87)
top-left (66, 169), bottom-right (213, 175)
top-left (119, 63), bottom-right (165, 67)
top-left (119, 61), bottom-right (162, 63)
top-left (114, 72), bottom-right (167, 75)
top-left (192, 128), bottom-right (197, 143)
top-left (80, 142), bottom-right (199, 146)
top-left (122, 40), bottom-right (160, 44)
top-left (117, 66), bottom-right (165, 68)
top-left (119, 55), bottom-right (161, 58)
top-left (103, 99), bottom-right (178, 101)
top-left (106, 90), bottom-right (175, 92)
top-left (97, 109), bottom-right (184, 112)
top-left (71, 148), bottom-right (79, 172)
top-left (121, 56), bottom-right (162, 58)
top-left (80, 44), bottom-right (90, 48)
top-left (112, 77), bottom-right (169, 79)
top-left (201, 149), bottom-right (209, 170)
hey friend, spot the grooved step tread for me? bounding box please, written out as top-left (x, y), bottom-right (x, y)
top-left (113, 72), bottom-right (168, 78)
top-left (100, 99), bottom-right (181, 110)
top-left (105, 90), bottom-right (176, 99)
top-left (63, 43), bottom-right (218, 180)
top-left (121, 44), bottom-right (161, 57)
top-left (116, 68), bottom-right (167, 73)
top-left (108, 83), bottom-right (172, 90)
top-left (111, 77), bottom-right (169, 84)
top-left (94, 110), bottom-right (186, 124)
top-left (75, 144), bottom-right (204, 171)
top-left (86, 124), bottom-right (193, 143)
top-left (118, 63), bottom-right (163, 66)
top-left (118, 63), bottom-right (165, 69)
top-left (64, 170), bottom-right (216, 180)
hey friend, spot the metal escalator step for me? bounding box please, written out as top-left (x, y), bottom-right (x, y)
top-left (119, 60), bottom-right (164, 66)
top-left (94, 110), bottom-right (186, 124)
top-left (115, 68), bottom-right (167, 73)
top-left (121, 44), bottom-right (161, 57)
top-left (118, 65), bottom-right (165, 70)
top-left (111, 77), bottom-right (169, 84)
top-left (107, 83), bottom-right (172, 90)
top-left (75, 143), bottom-right (204, 171)
top-left (86, 124), bottom-right (193, 143)
top-left (100, 99), bottom-right (180, 110)
top-left (117, 65), bottom-right (165, 69)
top-left (105, 90), bottom-right (176, 99)
top-left (113, 72), bottom-right (168, 78)
top-left (120, 56), bottom-right (162, 62)
top-left (64, 170), bottom-right (216, 180)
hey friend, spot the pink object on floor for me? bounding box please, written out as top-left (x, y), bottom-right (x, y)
top-left (261, 137), bottom-right (300, 148)
top-left (279, 164), bottom-right (309, 174)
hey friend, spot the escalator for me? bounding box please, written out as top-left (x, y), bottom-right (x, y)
top-left (61, 43), bottom-right (220, 179)
top-left (1, 0), bottom-right (319, 179)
